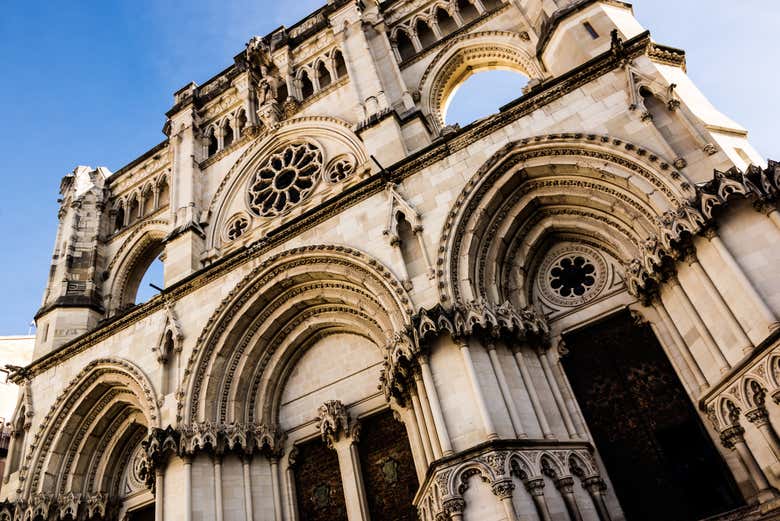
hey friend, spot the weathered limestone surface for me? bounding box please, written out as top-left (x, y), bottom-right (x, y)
top-left (2, 1), bottom-right (780, 520)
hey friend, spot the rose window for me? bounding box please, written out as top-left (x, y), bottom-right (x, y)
top-left (248, 142), bottom-right (323, 217)
top-left (549, 256), bottom-right (596, 297)
top-left (537, 244), bottom-right (608, 307)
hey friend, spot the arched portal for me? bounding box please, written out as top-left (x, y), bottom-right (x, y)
top-left (437, 135), bottom-right (746, 520)
top-left (21, 359), bottom-right (160, 518)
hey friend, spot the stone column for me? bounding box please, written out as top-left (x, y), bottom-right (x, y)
top-left (155, 468), bottom-right (165, 521)
top-left (525, 479), bottom-right (554, 521)
top-left (318, 401), bottom-right (370, 521)
top-left (548, 345), bottom-right (586, 439)
top-left (652, 299), bottom-right (709, 390)
top-left (686, 251), bottom-right (754, 354)
top-left (414, 370), bottom-right (444, 458)
top-left (512, 346), bottom-right (554, 438)
top-left (442, 497), bottom-right (465, 521)
top-left (705, 228), bottom-right (778, 332)
top-left (538, 347), bottom-right (577, 438)
top-left (183, 455), bottom-right (193, 521)
top-left (410, 390), bottom-right (435, 463)
top-left (487, 342), bottom-right (526, 438)
top-left (241, 455), bottom-right (255, 521)
top-left (583, 477), bottom-right (612, 521)
top-left (419, 356), bottom-right (454, 455)
top-left (286, 461), bottom-right (299, 521)
top-left (669, 275), bottom-right (731, 374)
top-left (746, 407), bottom-right (780, 461)
top-left (270, 457), bottom-right (284, 521)
top-left (492, 480), bottom-right (519, 521)
top-left (721, 426), bottom-right (778, 503)
top-left (459, 339), bottom-right (499, 440)
top-left (213, 456), bottom-right (224, 521)
top-left (555, 477), bottom-right (583, 521)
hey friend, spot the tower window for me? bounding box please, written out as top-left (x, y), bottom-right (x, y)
top-left (583, 21), bottom-right (599, 39)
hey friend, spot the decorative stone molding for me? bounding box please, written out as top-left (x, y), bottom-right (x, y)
top-left (696, 162), bottom-right (780, 219)
top-left (415, 441), bottom-right (602, 521)
top-left (316, 400), bottom-right (359, 447)
top-left (380, 301), bottom-right (549, 405)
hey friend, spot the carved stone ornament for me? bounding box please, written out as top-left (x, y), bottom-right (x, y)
top-left (325, 154), bottom-right (357, 183)
top-left (538, 244), bottom-right (608, 307)
top-left (247, 142), bottom-right (324, 217)
top-left (316, 400), bottom-right (355, 447)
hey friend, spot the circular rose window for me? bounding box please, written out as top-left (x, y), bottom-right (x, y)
top-left (538, 244), bottom-right (607, 307)
top-left (248, 142), bottom-right (323, 217)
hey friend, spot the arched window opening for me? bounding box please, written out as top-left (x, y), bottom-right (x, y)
top-left (300, 71), bottom-right (314, 99)
top-left (6, 408), bottom-right (26, 475)
top-left (156, 177), bottom-right (170, 209)
top-left (396, 213), bottom-right (426, 282)
top-left (222, 120), bottom-right (234, 148)
top-left (114, 206), bottom-right (125, 233)
top-left (316, 61), bottom-right (332, 90)
top-left (457, 0), bottom-right (480, 23)
top-left (444, 69), bottom-right (528, 127)
top-left (135, 254), bottom-right (164, 306)
top-left (334, 50), bottom-right (348, 79)
top-left (482, 0), bottom-right (503, 11)
top-left (396, 30), bottom-right (416, 61)
top-left (415, 19), bottom-right (437, 49)
top-left (435, 8), bottom-right (458, 35)
top-left (236, 109), bottom-right (247, 137)
top-left (142, 188), bottom-right (154, 216)
top-left (207, 127), bottom-right (218, 157)
top-left (127, 197), bottom-right (140, 225)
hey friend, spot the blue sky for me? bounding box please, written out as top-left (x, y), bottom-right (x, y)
top-left (0, 1), bottom-right (778, 335)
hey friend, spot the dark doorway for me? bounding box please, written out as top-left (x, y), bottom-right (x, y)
top-left (293, 437), bottom-right (348, 521)
top-left (358, 409), bottom-right (420, 521)
top-left (562, 310), bottom-right (742, 521)
top-left (127, 504), bottom-right (155, 521)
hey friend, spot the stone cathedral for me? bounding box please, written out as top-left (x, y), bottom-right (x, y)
top-left (3, 0), bottom-right (780, 519)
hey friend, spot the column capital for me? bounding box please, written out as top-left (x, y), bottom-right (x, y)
top-left (702, 226), bottom-right (719, 240)
top-left (582, 476), bottom-right (607, 494)
top-left (524, 478), bottom-right (546, 497)
top-left (746, 407), bottom-right (771, 427)
top-left (442, 497), bottom-right (466, 515)
top-left (720, 425), bottom-right (746, 449)
top-left (554, 476), bottom-right (575, 494)
top-left (491, 479), bottom-right (515, 500)
top-left (316, 400), bottom-right (360, 448)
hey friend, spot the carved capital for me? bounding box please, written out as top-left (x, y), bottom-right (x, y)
top-left (442, 497), bottom-right (465, 515)
top-left (524, 478), bottom-right (546, 497)
top-left (720, 425), bottom-right (746, 450)
top-left (554, 476), bottom-right (575, 494)
top-left (316, 400), bottom-right (355, 447)
top-left (746, 407), bottom-right (771, 427)
top-left (583, 476), bottom-right (608, 494)
top-left (491, 479), bottom-right (515, 500)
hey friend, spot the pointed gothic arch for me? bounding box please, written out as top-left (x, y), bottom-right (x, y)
top-left (436, 134), bottom-right (699, 306)
top-left (179, 245), bottom-right (413, 427)
top-left (20, 358), bottom-right (159, 511)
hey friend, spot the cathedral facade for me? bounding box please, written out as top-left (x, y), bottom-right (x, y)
top-left (3, 0), bottom-right (780, 519)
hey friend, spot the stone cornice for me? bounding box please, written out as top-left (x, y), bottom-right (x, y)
top-left (17, 30), bottom-right (660, 381)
